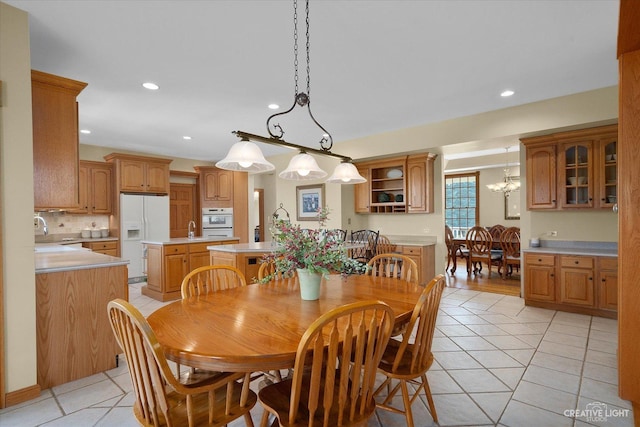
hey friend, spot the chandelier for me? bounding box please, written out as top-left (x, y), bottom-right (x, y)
top-left (216, 0), bottom-right (366, 184)
top-left (486, 147), bottom-right (521, 196)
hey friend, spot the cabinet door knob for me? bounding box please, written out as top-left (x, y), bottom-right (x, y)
top-left (575, 260), bottom-right (579, 264)
top-left (550, 273), bottom-right (554, 277)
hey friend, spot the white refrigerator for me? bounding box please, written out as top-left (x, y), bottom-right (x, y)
top-left (120, 194), bottom-right (170, 280)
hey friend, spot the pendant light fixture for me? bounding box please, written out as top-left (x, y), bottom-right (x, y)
top-left (217, 0), bottom-right (366, 184)
top-left (486, 147), bottom-right (521, 196)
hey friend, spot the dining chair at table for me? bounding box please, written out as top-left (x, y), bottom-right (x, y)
top-left (181, 265), bottom-right (247, 299)
top-left (367, 253), bottom-right (419, 285)
top-left (350, 229), bottom-right (380, 263)
top-left (465, 226), bottom-right (502, 277)
top-left (258, 300), bottom-right (395, 427)
top-left (445, 225), bottom-right (465, 274)
top-left (376, 234), bottom-right (397, 255)
top-left (374, 274), bottom-right (446, 427)
top-left (107, 299), bottom-right (256, 427)
top-left (500, 226), bottom-right (521, 279)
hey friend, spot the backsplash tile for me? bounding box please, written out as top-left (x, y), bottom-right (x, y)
top-left (35, 212), bottom-right (110, 236)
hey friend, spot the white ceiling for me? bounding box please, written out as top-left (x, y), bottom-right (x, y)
top-left (5, 0), bottom-right (619, 163)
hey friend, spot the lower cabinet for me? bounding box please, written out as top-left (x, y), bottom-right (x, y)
top-left (396, 244), bottom-right (435, 286)
top-left (524, 252), bottom-right (617, 318)
top-left (142, 240), bottom-right (239, 301)
top-left (210, 250), bottom-right (266, 283)
top-left (82, 240), bottom-right (118, 256)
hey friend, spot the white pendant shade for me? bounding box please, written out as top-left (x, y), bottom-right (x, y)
top-left (326, 162), bottom-right (367, 184)
top-left (279, 153), bottom-right (327, 180)
top-left (215, 140), bottom-right (275, 172)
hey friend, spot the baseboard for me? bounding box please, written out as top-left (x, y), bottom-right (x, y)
top-left (4, 384), bottom-right (41, 408)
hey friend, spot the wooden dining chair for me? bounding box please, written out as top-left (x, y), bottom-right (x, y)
top-left (374, 274), bottom-right (446, 427)
top-left (465, 226), bottom-right (502, 277)
top-left (367, 253), bottom-right (419, 285)
top-left (257, 258), bottom-right (297, 282)
top-left (445, 225), bottom-right (457, 274)
top-left (349, 229), bottom-right (380, 262)
top-left (107, 299), bottom-right (256, 427)
top-left (181, 264), bottom-right (247, 299)
top-left (376, 234), bottom-right (397, 255)
top-left (500, 227), bottom-right (521, 279)
top-left (258, 300), bottom-right (394, 427)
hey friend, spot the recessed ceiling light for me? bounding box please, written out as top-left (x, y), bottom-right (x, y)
top-left (268, 103), bottom-right (279, 109)
top-left (501, 90), bottom-right (515, 97)
top-left (80, 129), bottom-right (91, 134)
top-left (183, 136), bottom-right (192, 140)
top-left (142, 82), bottom-right (159, 90)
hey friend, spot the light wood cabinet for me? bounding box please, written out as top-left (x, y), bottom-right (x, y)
top-left (202, 168), bottom-right (233, 204)
top-left (82, 240), bottom-right (118, 256)
top-left (354, 166), bottom-right (371, 213)
top-left (597, 257), bottom-right (618, 311)
top-left (522, 124), bottom-right (617, 211)
top-left (210, 250), bottom-right (265, 283)
top-left (195, 166), bottom-right (250, 243)
top-left (354, 153), bottom-right (436, 214)
top-left (32, 70), bottom-right (87, 210)
top-left (559, 256), bottom-right (595, 306)
top-left (397, 243), bottom-right (435, 286)
top-left (104, 153), bottom-right (172, 195)
top-left (36, 264), bottom-right (128, 389)
top-left (523, 253), bottom-right (556, 302)
top-left (524, 251), bottom-right (617, 318)
top-left (75, 161), bottom-right (113, 214)
top-left (143, 239), bottom-right (240, 301)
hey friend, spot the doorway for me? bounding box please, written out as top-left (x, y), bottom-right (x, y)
top-left (254, 188), bottom-right (265, 242)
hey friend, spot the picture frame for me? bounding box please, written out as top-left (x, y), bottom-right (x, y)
top-left (296, 184), bottom-right (325, 221)
top-left (504, 177), bottom-right (521, 220)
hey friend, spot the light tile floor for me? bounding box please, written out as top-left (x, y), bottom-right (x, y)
top-left (0, 283), bottom-right (635, 426)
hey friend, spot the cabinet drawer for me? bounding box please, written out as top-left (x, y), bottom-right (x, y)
top-left (560, 256), bottom-right (594, 269)
top-left (189, 242), bottom-right (211, 253)
top-left (164, 244), bottom-right (187, 255)
top-left (524, 253), bottom-right (555, 266)
top-left (401, 246), bottom-right (422, 256)
top-left (599, 257), bottom-right (618, 270)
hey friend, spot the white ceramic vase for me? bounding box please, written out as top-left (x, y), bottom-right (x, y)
top-left (296, 268), bottom-right (322, 300)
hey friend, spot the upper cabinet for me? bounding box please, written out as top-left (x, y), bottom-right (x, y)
top-left (32, 70), bottom-right (87, 210)
top-left (200, 167), bottom-right (233, 205)
top-left (354, 153), bottom-right (436, 214)
top-left (521, 124), bottom-right (617, 211)
top-left (74, 161), bottom-right (113, 214)
top-left (104, 153), bottom-right (172, 195)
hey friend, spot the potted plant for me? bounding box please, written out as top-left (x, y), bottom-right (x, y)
top-left (261, 207), bottom-right (367, 300)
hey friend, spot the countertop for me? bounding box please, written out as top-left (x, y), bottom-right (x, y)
top-left (141, 236), bottom-right (241, 245)
top-left (385, 235), bottom-right (437, 246)
top-left (35, 246), bottom-right (129, 274)
top-left (208, 242), bottom-right (274, 254)
top-left (522, 240), bottom-right (618, 257)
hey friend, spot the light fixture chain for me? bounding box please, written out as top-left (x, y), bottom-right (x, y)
top-left (293, 0), bottom-right (299, 96)
top-left (305, 0), bottom-right (311, 96)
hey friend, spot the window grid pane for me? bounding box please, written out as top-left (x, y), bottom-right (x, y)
top-left (445, 173), bottom-right (479, 238)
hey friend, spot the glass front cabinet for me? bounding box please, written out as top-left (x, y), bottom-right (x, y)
top-left (559, 140), bottom-right (594, 208)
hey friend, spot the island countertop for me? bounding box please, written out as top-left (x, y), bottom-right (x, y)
top-left (142, 236), bottom-right (241, 245)
top-left (35, 246), bottom-right (129, 274)
top-left (208, 242), bottom-right (274, 254)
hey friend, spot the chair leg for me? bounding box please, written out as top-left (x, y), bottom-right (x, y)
top-left (400, 380), bottom-right (414, 427)
top-left (422, 373), bottom-right (438, 423)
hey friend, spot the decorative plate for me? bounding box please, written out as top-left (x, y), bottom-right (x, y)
top-left (386, 169), bottom-right (403, 179)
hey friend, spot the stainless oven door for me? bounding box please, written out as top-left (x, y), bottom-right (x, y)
top-left (202, 228), bottom-right (234, 238)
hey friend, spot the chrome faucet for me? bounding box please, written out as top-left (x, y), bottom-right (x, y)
top-left (188, 220), bottom-right (196, 239)
top-left (34, 213), bottom-right (48, 236)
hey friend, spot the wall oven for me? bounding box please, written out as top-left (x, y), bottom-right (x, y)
top-left (202, 207), bottom-right (234, 238)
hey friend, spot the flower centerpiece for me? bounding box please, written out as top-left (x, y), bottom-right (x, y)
top-left (262, 207), bottom-right (367, 299)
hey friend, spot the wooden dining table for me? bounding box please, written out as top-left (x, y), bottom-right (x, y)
top-left (146, 274), bottom-right (423, 373)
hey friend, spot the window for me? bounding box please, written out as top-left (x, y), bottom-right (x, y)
top-left (445, 172), bottom-right (479, 239)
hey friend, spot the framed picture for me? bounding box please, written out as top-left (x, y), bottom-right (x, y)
top-left (504, 177), bottom-right (521, 220)
top-left (296, 184), bottom-right (325, 221)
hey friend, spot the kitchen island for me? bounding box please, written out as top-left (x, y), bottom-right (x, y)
top-left (141, 236), bottom-right (240, 301)
top-left (35, 246), bottom-right (129, 389)
top-left (208, 242), bottom-right (274, 283)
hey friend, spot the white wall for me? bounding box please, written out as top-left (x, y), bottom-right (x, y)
top-left (0, 2), bottom-right (38, 393)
